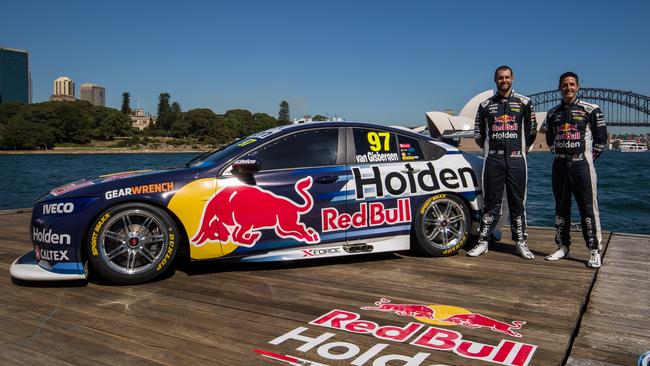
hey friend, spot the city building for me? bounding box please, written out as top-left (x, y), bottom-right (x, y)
top-left (0, 47), bottom-right (30, 105)
top-left (80, 83), bottom-right (105, 106)
top-left (50, 76), bottom-right (76, 102)
top-left (130, 108), bottom-right (155, 130)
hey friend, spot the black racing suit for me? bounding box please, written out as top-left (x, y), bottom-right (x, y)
top-left (474, 91), bottom-right (537, 243)
top-left (544, 99), bottom-right (607, 250)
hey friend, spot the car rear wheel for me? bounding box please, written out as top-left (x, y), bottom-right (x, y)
top-left (87, 202), bottom-right (178, 284)
top-left (413, 193), bottom-right (470, 256)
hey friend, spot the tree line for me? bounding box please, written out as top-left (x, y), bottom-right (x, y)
top-left (0, 93), bottom-right (294, 150)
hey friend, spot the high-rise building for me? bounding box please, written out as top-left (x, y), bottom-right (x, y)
top-left (0, 47), bottom-right (30, 105)
top-left (80, 83), bottom-right (105, 106)
top-left (50, 76), bottom-right (76, 102)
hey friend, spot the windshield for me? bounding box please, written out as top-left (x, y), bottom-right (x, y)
top-left (185, 125), bottom-right (291, 167)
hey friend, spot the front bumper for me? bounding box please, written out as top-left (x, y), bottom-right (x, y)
top-left (10, 251), bottom-right (87, 281)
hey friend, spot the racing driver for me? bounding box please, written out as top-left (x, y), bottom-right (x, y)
top-left (543, 71), bottom-right (607, 268)
top-left (468, 65), bottom-right (537, 259)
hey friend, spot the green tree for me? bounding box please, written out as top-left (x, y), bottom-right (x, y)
top-left (156, 93), bottom-right (171, 131)
top-left (121, 92), bottom-right (131, 115)
top-left (312, 114), bottom-right (329, 121)
top-left (91, 106), bottom-right (133, 140)
top-left (253, 112), bottom-right (278, 131)
top-left (278, 100), bottom-right (290, 124)
top-left (0, 115), bottom-right (55, 149)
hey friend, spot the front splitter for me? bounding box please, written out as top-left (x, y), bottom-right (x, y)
top-left (10, 251), bottom-right (87, 281)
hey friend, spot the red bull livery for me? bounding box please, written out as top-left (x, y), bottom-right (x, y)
top-left (11, 122), bottom-right (488, 285)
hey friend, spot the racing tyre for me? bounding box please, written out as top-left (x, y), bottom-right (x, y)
top-left (87, 203), bottom-right (179, 285)
top-left (413, 193), bottom-right (470, 256)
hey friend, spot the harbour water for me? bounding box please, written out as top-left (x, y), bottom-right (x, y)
top-left (1, 151), bottom-right (649, 234)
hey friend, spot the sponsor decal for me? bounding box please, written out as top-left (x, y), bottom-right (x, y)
top-left (156, 230), bottom-right (175, 271)
top-left (237, 138), bottom-right (257, 147)
top-left (303, 248), bottom-right (341, 257)
top-left (491, 131), bottom-right (518, 139)
top-left (253, 349), bottom-right (329, 366)
top-left (555, 215), bottom-right (565, 226)
top-left (233, 159), bottom-right (257, 165)
top-left (105, 182), bottom-right (175, 200)
top-left (51, 180), bottom-right (94, 196)
top-left (322, 198), bottom-right (411, 232)
top-left (42, 202), bottom-right (74, 215)
top-left (256, 306), bottom-right (537, 366)
top-left (355, 151), bottom-right (400, 163)
top-left (557, 123), bottom-right (581, 140)
top-left (352, 163), bottom-right (477, 200)
top-left (555, 140), bottom-right (581, 149)
top-left (482, 213), bottom-right (495, 224)
top-left (510, 151), bottom-right (522, 158)
top-left (91, 213), bottom-right (111, 256)
top-left (32, 227), bottom-right (71, 245)
top-left (100, 170), bottom-right (151, 183)
top-left (36, 249), bottom-right (69, 261)
top-left (361, 299), bottom-right (526, 338)
top-left (492, 115), bottom-right (518, 131)
top-left (191, 176), bottom-right (320, 248)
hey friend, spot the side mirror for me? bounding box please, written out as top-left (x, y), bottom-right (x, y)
top-left (231, 159), bottom-right (261, 175)
top-left (231, 159), bottom-right (260, 185)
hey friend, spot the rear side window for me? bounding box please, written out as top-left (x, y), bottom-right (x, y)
top-left (244, 128), bottom-right (339, 170)
top-left (396, 134), bottom-right (424, 161)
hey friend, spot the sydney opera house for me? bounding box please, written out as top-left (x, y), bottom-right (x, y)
top-left (425, 90), bottom-right (549, 151)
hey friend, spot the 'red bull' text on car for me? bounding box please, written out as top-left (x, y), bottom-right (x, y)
top-left (11, 122), bottom-right (490, 285)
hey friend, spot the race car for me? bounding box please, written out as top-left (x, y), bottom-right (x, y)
top-left (11, 122), bottom-right (489, 285)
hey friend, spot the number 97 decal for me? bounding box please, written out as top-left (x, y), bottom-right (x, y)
top-left (367, 132), bottom-right (391, 152)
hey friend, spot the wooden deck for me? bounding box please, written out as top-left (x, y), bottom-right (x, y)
top-left (0, 210), bottom-right (646, 365)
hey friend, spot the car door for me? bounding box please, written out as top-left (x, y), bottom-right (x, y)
top-left (346, 127), bottom-right (427, 250)
top-left (217, 127), bottom-right (349, 257)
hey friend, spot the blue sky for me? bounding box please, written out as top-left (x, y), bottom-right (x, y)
top-left (4, 0), bottom-right (649, 126)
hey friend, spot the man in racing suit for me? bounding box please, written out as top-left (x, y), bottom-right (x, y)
top-left (544, 71), bottom-right (607, 268)
top-left (468, 65), bottom-right (537, 259)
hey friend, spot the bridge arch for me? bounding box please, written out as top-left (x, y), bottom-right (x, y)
top-left (528, 88), bottom-right (650, 127)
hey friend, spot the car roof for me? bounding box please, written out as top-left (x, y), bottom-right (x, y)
top-left (279, 121), bottom-right (432, 140)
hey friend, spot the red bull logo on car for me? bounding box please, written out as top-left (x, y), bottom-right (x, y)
top-left (492, 115), bottom-right (518, 131)
top-left (191, 176), bottom-right (320, 248)
top-left (362, 298), bottom-right (526, 338)
top-left (321, 198), bottom-right (411, 232)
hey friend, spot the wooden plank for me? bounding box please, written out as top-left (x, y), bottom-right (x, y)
top-left (567, 232), bottom-right (650, 366)
top-left (0, 211), bottom-right (630, 366)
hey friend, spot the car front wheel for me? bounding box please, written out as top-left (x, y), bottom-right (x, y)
top-left (413, 193), bottom-right (470, 256)
top-left (87, 202), bottom-right (179, 284)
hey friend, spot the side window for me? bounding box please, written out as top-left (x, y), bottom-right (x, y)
top-left (244, 128), bottom-right (339, 170)
top-left (353, 128), bottom-right (399, 163)
top-left (352, 128), bottom-right (424, 163)
top-left (396, 134), bottom-right (424, 161)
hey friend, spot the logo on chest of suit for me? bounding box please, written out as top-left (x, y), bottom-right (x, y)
top-left (556, 123), bottom-right (581, 140)
top-left (492, 115), bottom-right (518, 131)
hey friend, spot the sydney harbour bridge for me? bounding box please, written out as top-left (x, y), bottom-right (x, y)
top-left (529, 88), bottom-right (650, 127)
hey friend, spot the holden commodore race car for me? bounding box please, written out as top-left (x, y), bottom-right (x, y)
top-left (11, 122), bottom-right (492, 285)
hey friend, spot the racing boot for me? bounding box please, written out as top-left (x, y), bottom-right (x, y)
top-left (467, 240), bottom-right (488, 257)
top-left (516, 241), bottom-right (534, 260)
top-left (545, 245), bottom-right (569, 261)
top-left (587, 249), bottom-right (602, 268)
